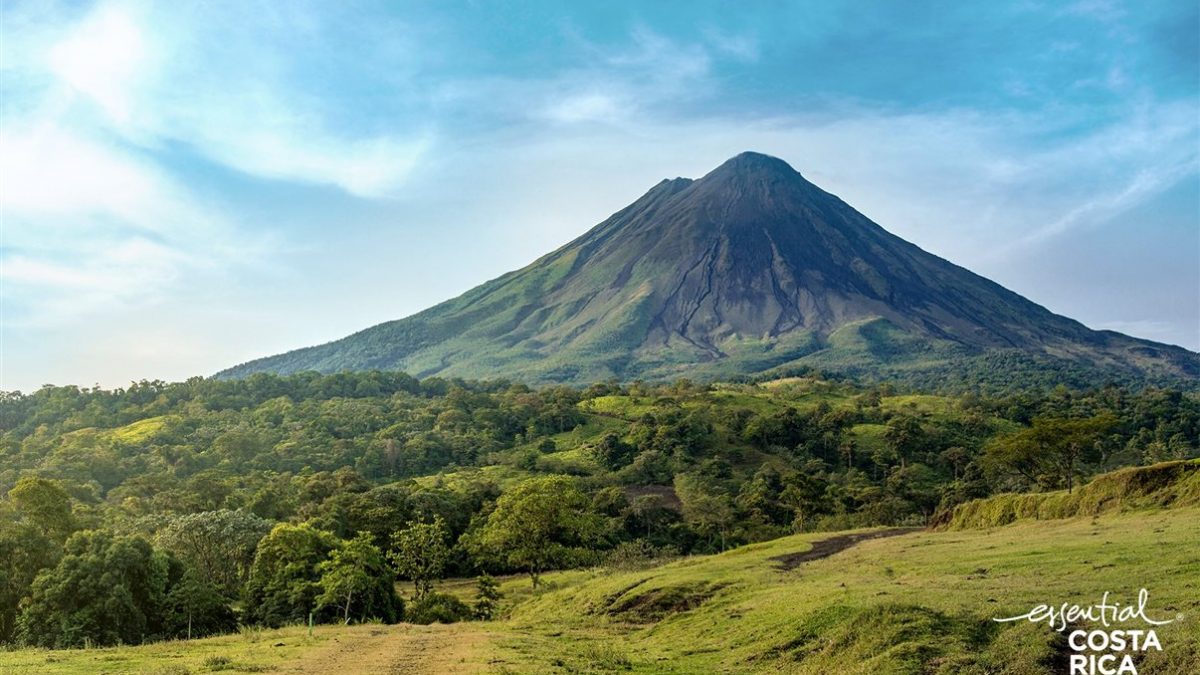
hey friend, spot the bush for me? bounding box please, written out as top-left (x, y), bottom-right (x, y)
top-left (406, 592), bottom-right (472, 624)
top-left (603, 540), bottom-right (678, 570)
top-left (202, 655), bottom-right (232, 671)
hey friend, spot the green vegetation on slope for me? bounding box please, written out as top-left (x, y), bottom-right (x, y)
top-left (936, 459), bottom-right (1200, 529)
top-left (6, 498), bottom-right (1195, 673)
top-left (1, 372), bottom-right (1197, 652)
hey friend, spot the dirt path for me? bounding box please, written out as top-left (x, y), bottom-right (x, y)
top-left (768, 527), bottom-right (920, 570)
top-left (282, 623), bottom-right (495, 674)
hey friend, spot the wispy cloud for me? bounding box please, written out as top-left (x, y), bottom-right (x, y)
top-left (2, 0), bottom-right (420, 333)
top-left (701, 28), bottom-right (760, 62)
top-left (532, 26), bottom-right (717, 126)
top-left (22, 0), bottom-right (429, 198)
top-left (0, 123), bottom-right (267, 326)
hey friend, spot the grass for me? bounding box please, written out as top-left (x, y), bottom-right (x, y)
top-left (0, 625), bottom-right (322, 674)
top-left (848, 423), bottom-right (888, 455)
top-left (110, 416), bottom-right (175, 443)
top-left (411, 465), bottom-right (536, 491)
top-left (489, 508), bottom-right (1199, 673)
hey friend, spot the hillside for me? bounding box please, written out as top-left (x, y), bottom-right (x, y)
top-left (219, 152), bottom-right (1199, 391)
top-left (934, 458), bottom-right (1200, 529)
top-left (3, 373), bottom-right (1197, 667)
top-left (5, 468), bottom-right (1196, 673)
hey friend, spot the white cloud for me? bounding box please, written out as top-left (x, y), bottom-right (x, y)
top-left (544, 92), bottom-right (625, 124)
top-left (184, 120), bottom-right (431, 199)
top-left (529, 27), bottom-right (717, 128)
top-left (702, 28), bottom-right (760, 62)
top-left (46, 4), bottom-right (151, 124)
top-left (0, 123), bottom-right (265, 327)
top-left (27, 0), bottom-right (429, 198)
top-left (1, 124), bottom-right (184, 229)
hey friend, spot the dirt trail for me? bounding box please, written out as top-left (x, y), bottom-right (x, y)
top-left (768, 527), bottom-right (920, 570)
top-left (282, 623), bottom-right (494, 674)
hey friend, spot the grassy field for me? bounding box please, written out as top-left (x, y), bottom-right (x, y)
top-left (486, 507), bottom-right (1199, 673)
top-left (5, 466), bottom-right (1198, 674)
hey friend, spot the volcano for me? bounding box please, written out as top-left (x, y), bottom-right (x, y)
top-left (219, 152), bottom-right (1198, 390)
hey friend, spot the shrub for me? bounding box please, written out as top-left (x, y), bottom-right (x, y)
top-left (603, 540), bottom-right (678, 570)
top-left (473, 574), bottom-right (502, 620)
top-left (406, 592), bottom-right (472, 624)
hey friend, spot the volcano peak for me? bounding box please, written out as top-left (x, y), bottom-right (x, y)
top-left (707, 151), bottom-right (800, 178)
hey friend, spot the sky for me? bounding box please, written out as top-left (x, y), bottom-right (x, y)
top-left (1, 0), bottom-right (1198, 393)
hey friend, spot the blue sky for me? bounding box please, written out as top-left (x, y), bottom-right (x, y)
top-left (1, 0), bottom-right (1197, 392)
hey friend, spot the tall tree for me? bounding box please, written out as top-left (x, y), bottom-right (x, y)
top-left (163, 568), bottom-right (236, 640)
top-left (468, 476), bottom-right (602, 587)
top-left (389, 516), bottom-right (450, 600)
top-left (242, 523), bottom-right (339, 627)
top-left (984, 415), bottom-right (1116, 492)
top-left (156, 510), bottom-right (272, 597)
top-left (674, 473), bottom-right (735, 551)
top-left (316, 532), bottom-right (401, 624)
top-left (7, 477), bottom-right (75, 543)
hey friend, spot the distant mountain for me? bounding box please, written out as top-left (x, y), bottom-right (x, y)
top-left (219, 152), bottom-right (1199, 390)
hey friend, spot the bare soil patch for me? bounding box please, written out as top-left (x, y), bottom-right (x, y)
top-left (768, 528), bottom-right (920, 570)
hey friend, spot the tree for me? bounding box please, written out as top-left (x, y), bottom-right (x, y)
top-left (885, 463), bottom-right (941, 521)
top-left (674, 473), bottom-right (735, 551)
top-left (389, 517), bottom-right (450, 600)
top-left (884, 415), bottom-right (923, 470)
top-left (468, 476), bottom-right (602, 586)
top-left (983, 415), bottom-right (1116, 492)
top-left (15, 531), bottom-right (176, 648)
top-left (940, 447), bottom-right (970, 480)
top-left (156, 510), bottom-right (272, 597)
top-left (163, 568), bottom-right (236, 640)
top-left (1, 479), bottom-right (73, 643)
top-left (316, 532), bottom-right (401, 624)
top-left (589, 433), bottom-right (636, 470)
top-left (0, 517), bottom-right (60, 643)
top-left (8, 476), bottom-right (75, 543)
top-left (736, 465), bottom-right (786, 527)
top-left (473, 574), bottom-right (502, 620)
top-left (242, 523), bottom-right (339, 627)
top-left (621, 493), bottom-right (675, 540)
top-left (838, 438), bottom-right (857, 470)
top-left (1047, 416), bottom-right (1117, 493)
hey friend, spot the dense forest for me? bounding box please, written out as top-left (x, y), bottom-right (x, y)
top-left (2, 371), bottom-right (1197, 648)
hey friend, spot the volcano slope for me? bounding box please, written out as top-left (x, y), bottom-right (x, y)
top-left (220, 152), bottom-right (1198, 391)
